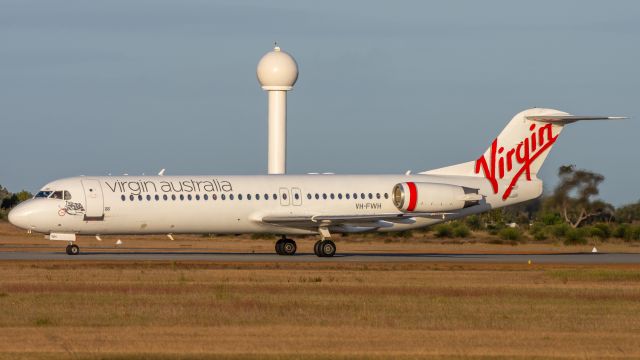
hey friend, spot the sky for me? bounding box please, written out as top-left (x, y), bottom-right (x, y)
top-left (0, 0), bottom-right (638, 206)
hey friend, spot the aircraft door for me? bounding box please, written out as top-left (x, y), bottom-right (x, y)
top-left (81, 179), bottom-right (104, 220)
top-left (279, 188), bottom-right (290, 206)
top-left (291, 187), bottom-right (302, 206)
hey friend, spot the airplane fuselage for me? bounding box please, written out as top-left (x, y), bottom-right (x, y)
top-left (9, 174), bottom-right (541, 236)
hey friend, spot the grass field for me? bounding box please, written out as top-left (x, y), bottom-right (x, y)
top-left (0, 260), bottom-right (639, 359)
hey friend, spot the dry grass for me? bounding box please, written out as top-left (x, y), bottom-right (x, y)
top-left (0, 261), bottom-right (639, 359)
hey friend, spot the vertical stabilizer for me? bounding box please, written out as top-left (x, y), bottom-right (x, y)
top-left (422, 108), bottom-right (625, 200)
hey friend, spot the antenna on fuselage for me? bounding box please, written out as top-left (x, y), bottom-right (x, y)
top-left (158, 168), bottom-right (166, 176)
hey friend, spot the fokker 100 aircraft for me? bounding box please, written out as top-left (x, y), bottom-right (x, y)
top-left (8, 108), bottom-right (625, 256)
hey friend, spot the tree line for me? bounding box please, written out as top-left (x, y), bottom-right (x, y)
top-left (431, 165), bottom-right (640, 244)
top-left (0, 185), bottom-right (31, 219)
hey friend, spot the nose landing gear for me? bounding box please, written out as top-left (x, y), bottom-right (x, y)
top-left (65, 243), bottom-right (80, 255)
top-left (275, 236), bottom-right (297, 255)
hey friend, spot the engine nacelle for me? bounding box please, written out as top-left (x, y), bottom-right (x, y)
top-left (392, 182), bottom-right (481, 212)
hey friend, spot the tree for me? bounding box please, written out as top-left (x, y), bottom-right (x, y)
top-left (15, 190), bottom-right (33, 202)
top-left (0, 187), bottom-right (32, 210)
top-left (545, 165), bottom-right (614, 228)
top-left (616, 201), bottom-right (640, 223)
top-left (0, 184), bottom-right (9, 201)
top-left (0, 194), bottom-right (19, 210)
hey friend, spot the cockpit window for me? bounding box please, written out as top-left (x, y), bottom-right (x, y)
top-left (35, 191), bottom-right (52, 198)
top-left (37, 190), bottom-right (72, 199)
top-left (50, 191), bottom-right (64, 199)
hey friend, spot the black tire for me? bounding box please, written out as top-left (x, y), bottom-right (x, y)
top-left (69, 244), bottom-right (80, 255)
top-left (313, 240), bottom-right (322, 256)
top-left (281, 239), bottom-right (297, 255)
top-left (65, 245), bottom-right (72, 255)
top-left (275, 239), bottom-right (284, 255)
top-left (319, 240), bottom-right (336, 257)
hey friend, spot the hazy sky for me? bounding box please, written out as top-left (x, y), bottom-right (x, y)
top-left (1, 0), bottom-right (638, 205)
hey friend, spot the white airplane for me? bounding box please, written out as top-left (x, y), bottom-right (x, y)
top-left (8, 108), bottom-right (625, 256)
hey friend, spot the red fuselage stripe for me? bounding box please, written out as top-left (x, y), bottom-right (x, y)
top-left (407, 182), bottom-right (417, 212)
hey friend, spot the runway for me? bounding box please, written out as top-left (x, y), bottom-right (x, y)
top-left (1, 248), bottom-right (639, 264)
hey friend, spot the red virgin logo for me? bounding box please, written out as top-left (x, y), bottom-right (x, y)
top-left (475, 123), bottom-right (557, 200)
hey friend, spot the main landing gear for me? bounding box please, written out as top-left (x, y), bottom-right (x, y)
top-left (65, 243), bottom-right (80, 255)
top-left (274, 227), bottom-right (337, 257)
top-left (275, 236), bottom-right (297, 256)
top-left (314, 240), bottom-right (336, 257)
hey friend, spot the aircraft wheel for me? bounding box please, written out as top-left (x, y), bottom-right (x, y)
top-left (66, 244), bottom-right (80, 255)
top-left (281, 239), bottom-right (297, 256)
top-left (313, 241), bottom-right (322, 256)
top-left (317, 240), bottom-right (336, 257)
top-left (275, 239), bottom-right (285, 255)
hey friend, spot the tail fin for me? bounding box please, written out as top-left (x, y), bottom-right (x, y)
top-left (422, 108), bottom-right (626, 200)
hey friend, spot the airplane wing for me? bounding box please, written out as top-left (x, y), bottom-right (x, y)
top-left (261, 212), bottom-right (448, 230)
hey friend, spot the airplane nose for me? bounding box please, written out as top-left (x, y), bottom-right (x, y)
top-left (8, 202), bottom-right (31, 229)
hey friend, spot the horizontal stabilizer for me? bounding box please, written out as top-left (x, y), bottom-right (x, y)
top-left (526, 115), bottom-right (628, 124)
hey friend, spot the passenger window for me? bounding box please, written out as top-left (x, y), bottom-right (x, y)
top-left (204, 194), bottom-right (208, 200)
top-left (264, 194), bottom-right (269, 200)
top-left (221, 194), bottom-right (226, 200)
top-left (368, 193), bottom-right (373, 199)
top-left (146, 195), bottom-right (151, 201)
top-left (63, 191), bottom-right (72, 200)
top-left (282, 193), bottom-right (287, 200)
top-left (212, 194), bottom-right (217, 200)
top-left (130, 195), bottom-right (135, 201)
top-left (247, 194), bottom-right (252, 200)
top-left (256, 194), bottom-right (260, 200)
top-left (195, 194), bottom-right (200, 200)
top-left (171, 194), bottom-right (176, 201)
top-left (322, 193), bottom-right (327, 200)
top-left (330, 193), bottom-right (335, 200)
top-left (315, 193), bottom-right (319, 200)
top-left (121, 195), bottom-right (126, 201)
top-left (353, 193), bottom-right (357, 199)
top-left (179, 194), bottom-right (184, 201)
top-left (384, 193), bottom-right (389, 199)
top-left (273, 194), bottom-right (277, 200)
top-left (376, 193), bottom-right (380, 199)
top-left (338, 193), bottom-right (342, 199)
top-left (360, 193), bottom-right (365, 199)
top-left (230, 194), bottom-right (234, 200)
top-left (346, 193), bottom-right (350, 199)
top-left (155, 195), bottom-right (159, 201)
top-left (238, 194), bottom-right (243, 200)
top-left (294, 193), bottom-right (299, 200)
top-left (163, 194), bottom-right (168, 201)
top-left (187, 194), bottom-right (192, 201)
top-left (307, 194), bottom-right (312, 200)
top-left (138, 195), bottom-right (143, 201)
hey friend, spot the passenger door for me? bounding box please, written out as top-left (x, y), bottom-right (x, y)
top-left (81, 179), bottom-right (104, 220)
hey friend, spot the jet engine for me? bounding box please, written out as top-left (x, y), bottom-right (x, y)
top-left (392, 182), bottom-right (482, 212)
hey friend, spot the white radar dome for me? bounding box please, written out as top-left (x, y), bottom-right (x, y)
top-left (257, 46), bottom-right (298, 90)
